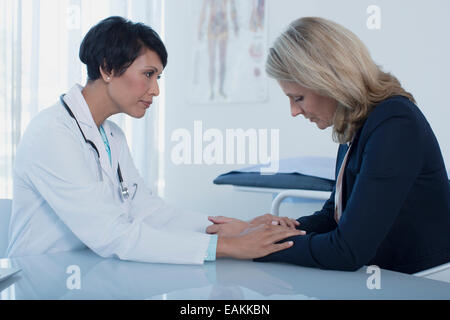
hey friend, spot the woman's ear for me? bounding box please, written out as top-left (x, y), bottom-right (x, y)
top-left (99, 65), bottom-right (113, 83)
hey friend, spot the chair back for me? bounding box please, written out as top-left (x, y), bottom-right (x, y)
top-left (0, 199), bottom-right (12, 257)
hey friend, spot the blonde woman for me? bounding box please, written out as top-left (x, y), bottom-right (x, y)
top-left (209, 17), bottom-right (450, 274)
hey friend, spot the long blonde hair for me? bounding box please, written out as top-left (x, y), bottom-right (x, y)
top-left (266, 17), bottom-right (415, 143)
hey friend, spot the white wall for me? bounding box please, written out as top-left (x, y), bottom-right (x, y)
top-left (162, 0), bottom-right (450, 220)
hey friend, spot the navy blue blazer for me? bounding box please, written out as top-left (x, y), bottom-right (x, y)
top-left (256, 96), bottom-right (450, 274)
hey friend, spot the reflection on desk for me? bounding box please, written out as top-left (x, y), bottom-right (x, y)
top-left (1, 249), bottom-right (450, 300)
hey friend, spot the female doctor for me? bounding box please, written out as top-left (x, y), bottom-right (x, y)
top-left (7, 16), bottom-right (302, 264)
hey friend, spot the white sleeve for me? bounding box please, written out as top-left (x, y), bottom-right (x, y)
top-left (25, 122), bottom-right (211, 264)
top-left (116, 126), bottom-right (214, 234)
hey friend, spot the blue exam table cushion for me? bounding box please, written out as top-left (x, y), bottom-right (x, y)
top-left (214, 157), bottom-right (336, 191)
top-left (213, 172), bottom-right (335, 191)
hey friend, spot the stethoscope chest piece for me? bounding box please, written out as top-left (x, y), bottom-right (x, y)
top-left (121, 183), bottom-right (130, 200)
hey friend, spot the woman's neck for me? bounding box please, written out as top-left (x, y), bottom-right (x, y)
top-left (81, 81), bottom-right (117, 129)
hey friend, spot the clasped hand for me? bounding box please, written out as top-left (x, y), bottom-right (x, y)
top-left (206, 214), bottom-right (307, 260)
top-left (206, 214), bottom-right (301, 237)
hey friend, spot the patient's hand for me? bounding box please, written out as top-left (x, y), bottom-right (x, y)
top-left (207, 216), bottom-right (249, 237)
top-left (206, 214), bottom-right (301, 237)
top-left (249, 214), bottom-right (300, 230)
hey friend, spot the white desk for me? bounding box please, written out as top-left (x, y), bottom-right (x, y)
top-left (1, 249), bottom-right (450, 300)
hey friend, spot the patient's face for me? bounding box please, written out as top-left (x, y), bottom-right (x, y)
top-left (278, 80), bottom-right (338, 130)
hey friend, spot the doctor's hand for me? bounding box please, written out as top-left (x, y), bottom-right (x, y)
top-left (249, 214), bottom-right (300, 229)
top-left (216, 224), bottom-right (305, 260)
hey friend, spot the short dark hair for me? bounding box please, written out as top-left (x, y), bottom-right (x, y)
top-left (79, 16), bottom-right (168, 81)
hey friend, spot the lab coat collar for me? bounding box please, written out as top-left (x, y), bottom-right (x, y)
top-left (62, 84), bottom-right (118, 185)
top-left (101, 120), bottom-right (120, 177)
top-left (63, 84), bottom-right (97, 129)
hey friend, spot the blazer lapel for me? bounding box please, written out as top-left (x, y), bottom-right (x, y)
top-left (341, 125), bottom-right (364, 211)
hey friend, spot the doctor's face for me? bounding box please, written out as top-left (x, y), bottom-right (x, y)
top-left (107, 48), bottom-right (163, 119)
top-left (278, 80), bottom-right (338, 130)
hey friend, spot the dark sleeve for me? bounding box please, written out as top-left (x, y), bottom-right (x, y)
top-left (294, 144), bottom-right (350, 234)
top-left (295, 189), bottom-right (337, 234)
top-left (256, 114), bottom-right (422, 271)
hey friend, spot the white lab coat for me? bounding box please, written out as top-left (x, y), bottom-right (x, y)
top-left (7, 84), bottom-right (214, 264)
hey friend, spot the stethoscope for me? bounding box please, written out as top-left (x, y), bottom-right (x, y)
top-left (60, 95), bottom-right (135, 201)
